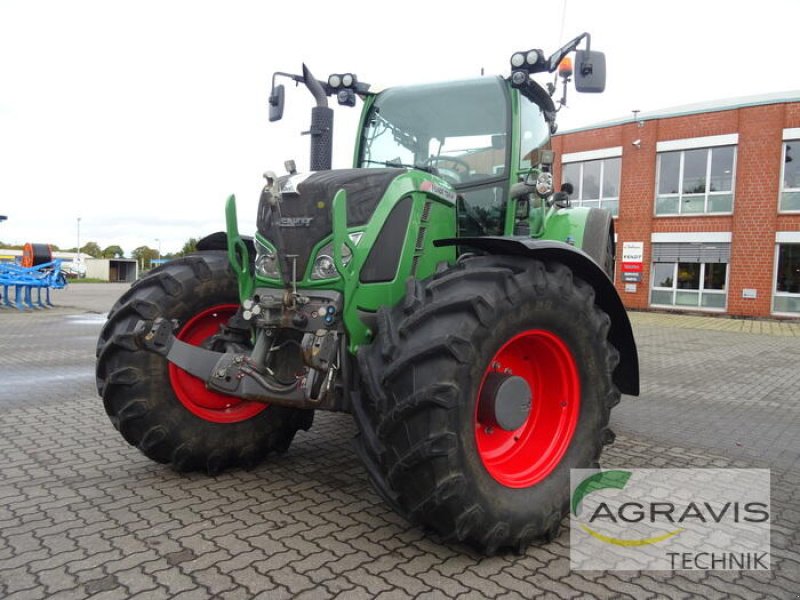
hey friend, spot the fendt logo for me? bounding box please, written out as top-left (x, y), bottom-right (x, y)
top-left (570, 469), bottom-right (771, 571)
top-left (278, 217), bottom-right (314, 228)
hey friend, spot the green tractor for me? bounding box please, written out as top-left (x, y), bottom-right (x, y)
top-left (96, 33), bottom-right (638, 554)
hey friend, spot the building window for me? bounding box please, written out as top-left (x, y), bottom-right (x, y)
top-left (650, 240), bottom-right (730, 311)
top-left (650, 262), bottom-right (728, 309)
top-left (774, 244), bottom-right (800, 314)
top-left (562, 157), bottom-right (620, 216)
top-left (780, 141), bottom-right (800, 212)
top-left (655, 146), bottom-right (735, 215)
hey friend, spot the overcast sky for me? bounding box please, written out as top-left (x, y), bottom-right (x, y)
top-left (2, 0), bottom-right (800, 255)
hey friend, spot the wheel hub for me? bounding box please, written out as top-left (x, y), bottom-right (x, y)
top-left (478, 372), bottom-right (532, 431)
top-left (474, 329), bottom-right (581, 488)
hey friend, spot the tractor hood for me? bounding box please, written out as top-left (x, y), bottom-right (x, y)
top-left (257, 168), bottom-right (405, 282)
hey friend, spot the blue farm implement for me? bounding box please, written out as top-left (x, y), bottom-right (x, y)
top-left (0, 260), bottom-right (67, 310)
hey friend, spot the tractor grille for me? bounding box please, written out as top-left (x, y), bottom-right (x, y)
top-left (257, 169), bottom-right (404, 283)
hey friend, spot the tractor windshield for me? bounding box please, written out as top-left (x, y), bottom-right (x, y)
top-left (358, 77), bottom-right (510, 187)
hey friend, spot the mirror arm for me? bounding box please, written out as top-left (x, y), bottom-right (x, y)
top-left (546, 32), bottom-right (590, 73)
top-left (270, 71), bottom-right (304, 106)
top-left (271, 71), bottom-right (304, 91)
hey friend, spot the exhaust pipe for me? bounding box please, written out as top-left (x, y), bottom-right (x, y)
top-left (302, 64), bottom-right (334, 171)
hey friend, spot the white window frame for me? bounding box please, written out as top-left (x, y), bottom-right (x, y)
top-left (772, 234), bottom-right (800, 316)
top-left (654, 146), bottom-right (737, 216)
top-left (779, 133), bottom-right (800, 213)
top-left (650, 261), bottom-right (728, 311)
top-left (561, 156), bottom-right (621, 216)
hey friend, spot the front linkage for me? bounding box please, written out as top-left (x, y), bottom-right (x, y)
top-left (134, 285), bottom-right (343, 411)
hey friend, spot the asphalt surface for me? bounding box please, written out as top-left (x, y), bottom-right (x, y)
top-left (1, 282), bottom-right (798, 599)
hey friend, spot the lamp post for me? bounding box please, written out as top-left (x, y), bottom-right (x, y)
top-left (76, 217), bottom-right (81, 260)
top-left (155, 238), bottom-right (161, 268)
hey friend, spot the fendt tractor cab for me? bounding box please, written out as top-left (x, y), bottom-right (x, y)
top-left (97, 33), bottom-right (639, 554)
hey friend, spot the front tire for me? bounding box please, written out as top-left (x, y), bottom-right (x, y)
top-left (96, 252), bottom-right (313, 474)
top-left (355, 255), bottom-right (620, 553)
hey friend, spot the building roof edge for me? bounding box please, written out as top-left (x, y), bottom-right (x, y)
top-left (557, 91), bottom-right (800, 136)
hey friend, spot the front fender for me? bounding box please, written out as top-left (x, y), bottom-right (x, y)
top-left (434, 236), bottom-right (640, 396)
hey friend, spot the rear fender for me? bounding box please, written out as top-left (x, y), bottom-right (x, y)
top-left (434, 236), bottom-right (640, 396)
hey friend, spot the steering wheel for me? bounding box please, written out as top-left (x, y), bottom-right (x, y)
top-left (424, 155), bottom-right (472, 184)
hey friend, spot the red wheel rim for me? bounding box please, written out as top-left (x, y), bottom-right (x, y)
top-left (475, 329), bottom-right (580, 488)
top-left (168, 304), bottom-right (267, 423)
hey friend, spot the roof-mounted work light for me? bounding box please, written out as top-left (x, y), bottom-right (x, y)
top-left (509, 48), bottom-right (546, 88)
top-left (327, 73), bottom-right (360, 106)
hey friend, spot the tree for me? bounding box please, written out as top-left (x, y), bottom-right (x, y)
top-left (81, 241), bottom-right (102, 258)
top-left (102, 245), bottom-right (124, 258)
top-left (132, 245), bottom-right (159, 270)
top-left (177, 237), bottom-right (198, 257)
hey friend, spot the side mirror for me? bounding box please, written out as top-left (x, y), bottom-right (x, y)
top-left (574, 50), bottom-right (606, 93)
top-left (268, 84), bottom-right (285, 122)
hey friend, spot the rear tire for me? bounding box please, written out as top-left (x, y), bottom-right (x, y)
top-left (96, 252), bottom-right (313, 474)
top-left (354, 255), bottom-right (620, 553)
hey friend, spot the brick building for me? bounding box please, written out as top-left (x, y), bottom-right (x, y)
top-left (552, 92), bottom-right (800, 319)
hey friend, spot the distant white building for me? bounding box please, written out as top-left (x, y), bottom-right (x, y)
top-left (0, 249), bottom-right (136, 281)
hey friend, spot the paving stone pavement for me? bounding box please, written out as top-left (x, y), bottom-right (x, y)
top-left (1, 284), bottom-right (798, 598)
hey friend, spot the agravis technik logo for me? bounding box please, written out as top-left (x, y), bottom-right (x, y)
top-left (570, 469), bottom-right (770, 571)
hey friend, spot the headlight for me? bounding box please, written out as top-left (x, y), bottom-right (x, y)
top-left (535, 172), bottom-right (554, 197)
top-left (254, 238), bottom-right (280, 279)
top-left (311, 238), bottom-right (356, 280)
top-left (312, 253), bottom-right (338, 280)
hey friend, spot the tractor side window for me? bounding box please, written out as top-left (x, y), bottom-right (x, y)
top-left (519, 96), bottom-right (550, 169)
top-left (458, 184), bottom-right (506, 237)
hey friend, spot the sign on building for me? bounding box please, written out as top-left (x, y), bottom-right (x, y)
top-left (621, 241), bottom-right (644, 283)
